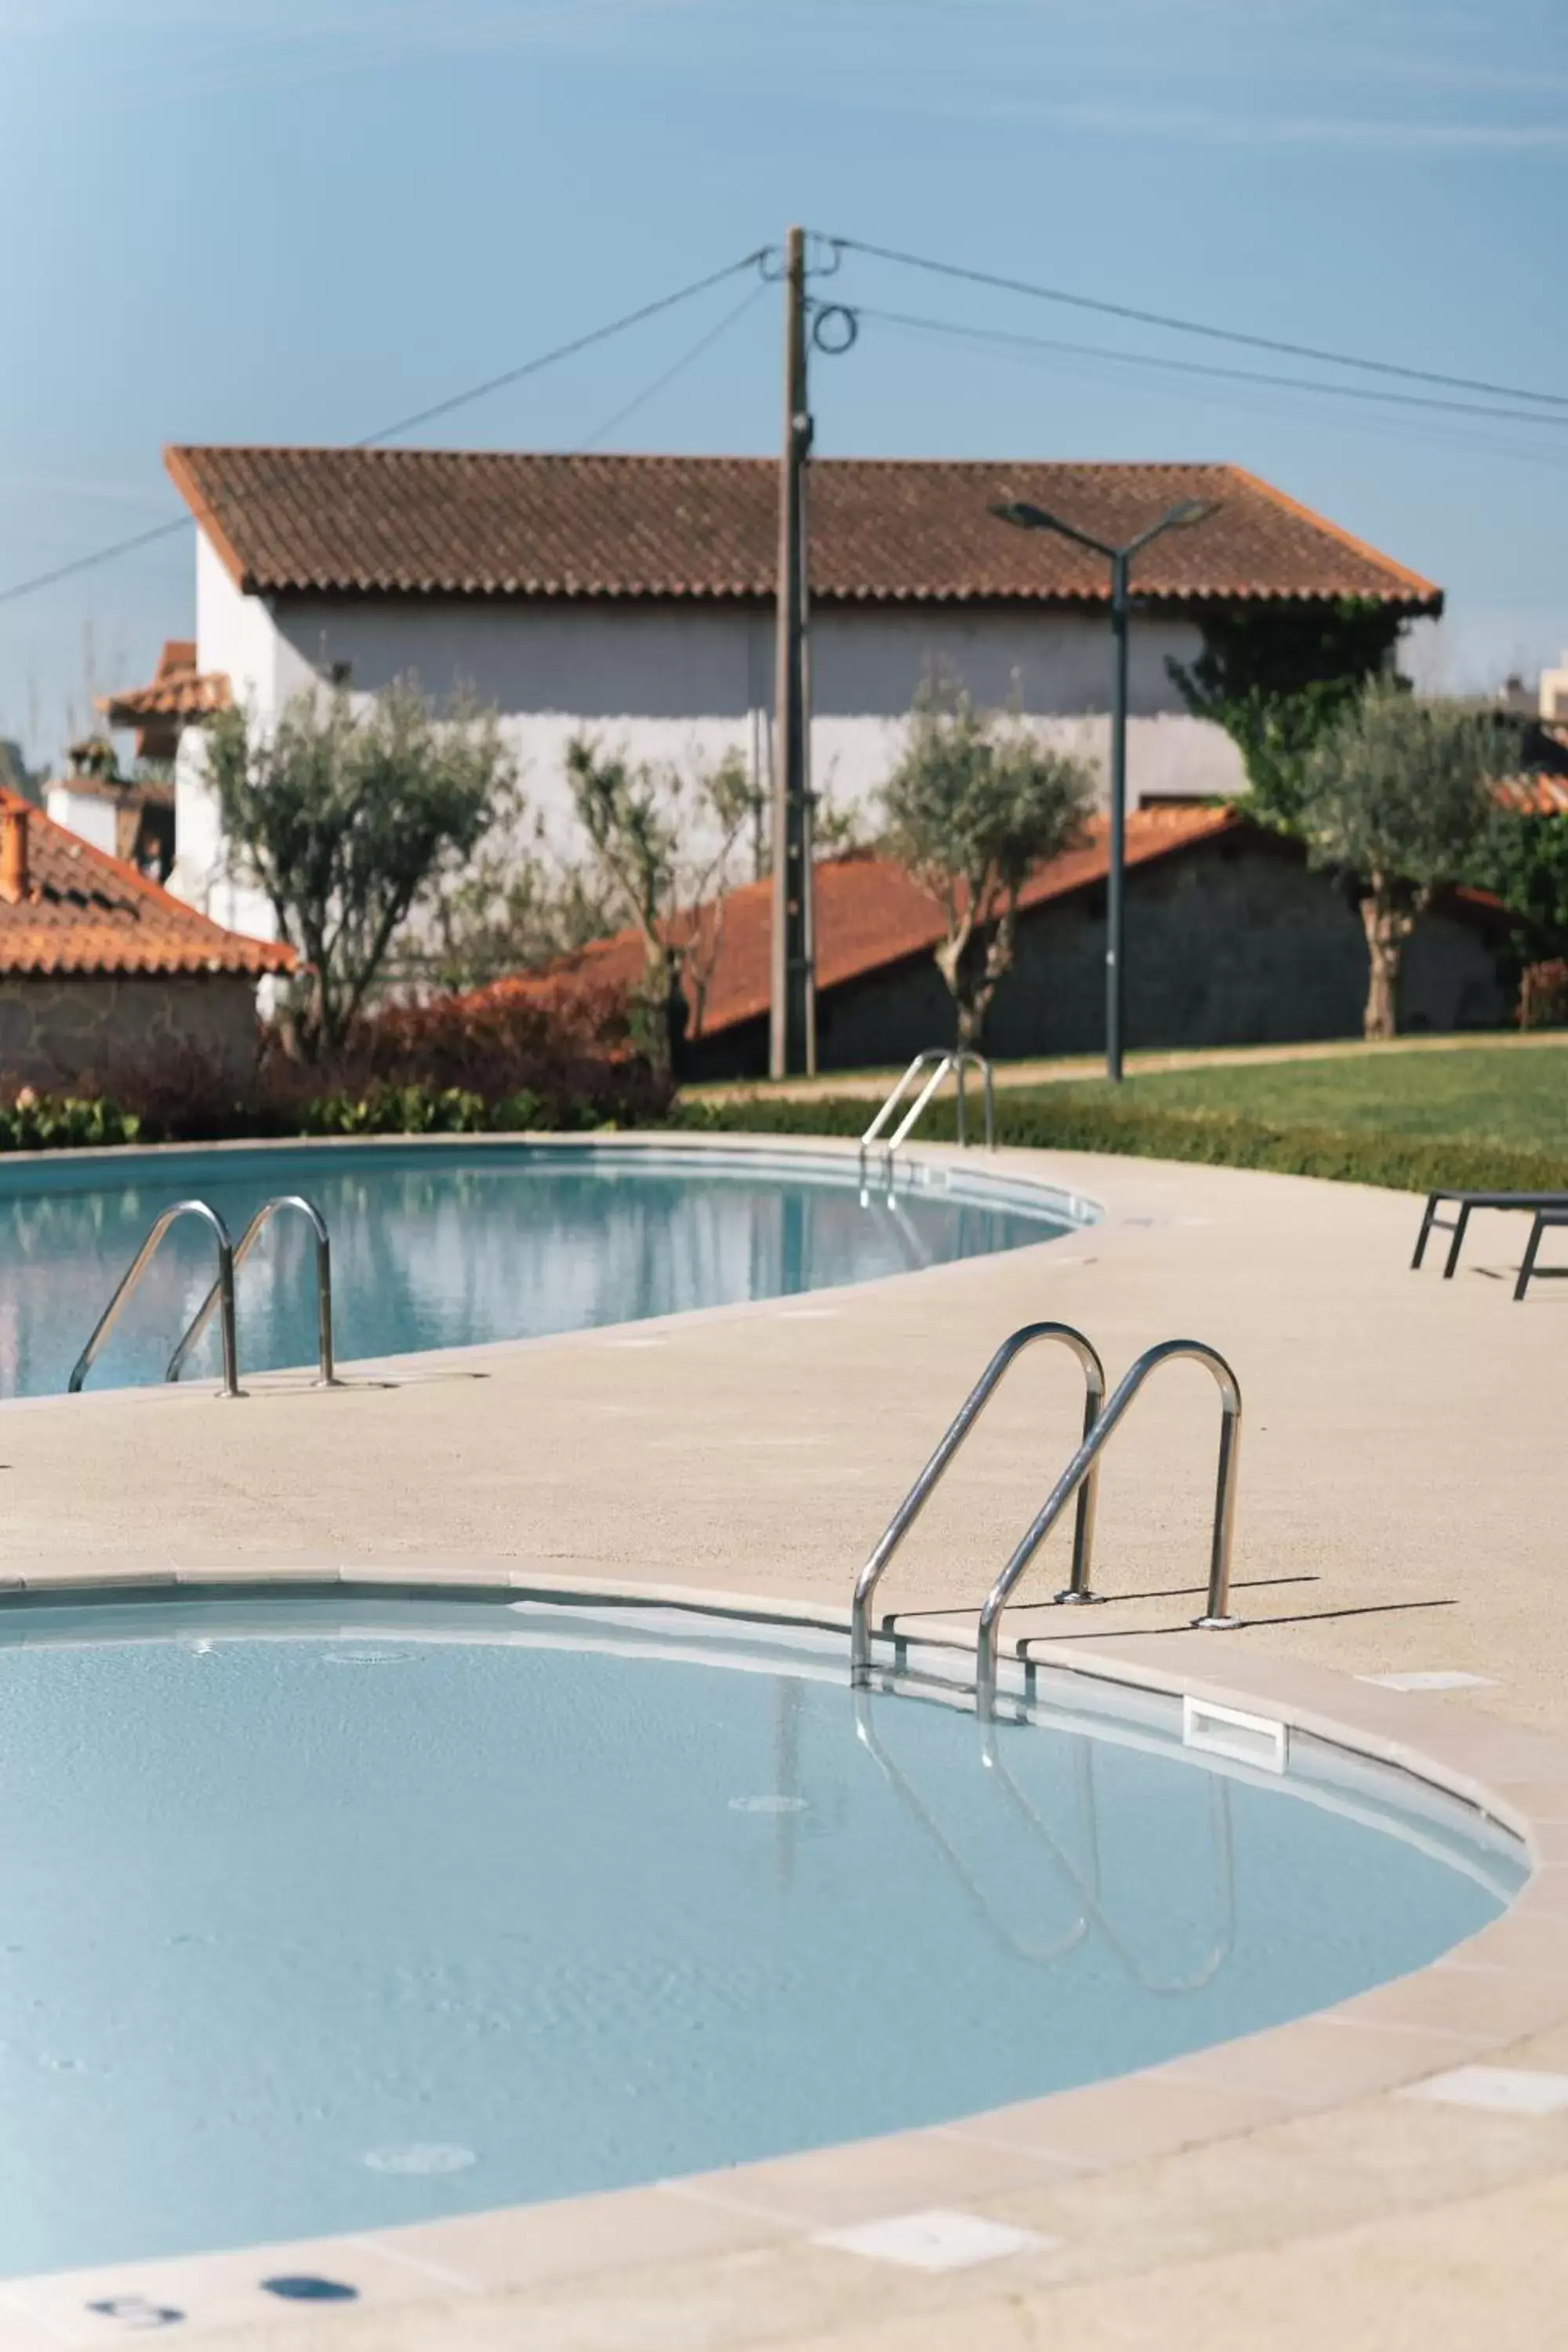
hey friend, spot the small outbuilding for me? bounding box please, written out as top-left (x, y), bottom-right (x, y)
top-left (0, 790), bottom-right (294, 1094)
top-left (535, 806), bottom-right (1508, 1080)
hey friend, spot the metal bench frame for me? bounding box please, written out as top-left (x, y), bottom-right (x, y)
top-left (1411, 1189), bottom-right (1568, 1283)
top-left (1515, 1208), bottom-right (1568, 1303)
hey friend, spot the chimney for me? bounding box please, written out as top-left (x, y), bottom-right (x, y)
top-left (0, 804), bottom-right (29, 905)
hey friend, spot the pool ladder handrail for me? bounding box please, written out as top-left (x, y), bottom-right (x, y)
top-left (975, 1338), bottom-right (1243, 1716)
top-left (167, 1194), bottom-right (339, 1389)
top-left (68, 1199), bottom-right (242, 1398)
top-left (850, 1321), bottom-right (1107, 1686)
top-left (858, 1048), bottom-right (995, 1196)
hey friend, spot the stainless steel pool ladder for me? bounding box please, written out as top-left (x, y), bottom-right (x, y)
top-left (68, 1193), bottom-right (338, 1396)
top-left (858, 1049), bottom-right (995, 1196)
top-left (69, 1200), bottom-right (242, 1397)
top-left (851, 1326), bottom-right (1243, 1713)
top-left (850, 1322), bottom-right (1108, 1685)
top-left (168, 1196), bottom-right (338, 1388)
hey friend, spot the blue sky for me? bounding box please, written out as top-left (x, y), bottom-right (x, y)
top-left (2, 0), bottom-right (1564, 764)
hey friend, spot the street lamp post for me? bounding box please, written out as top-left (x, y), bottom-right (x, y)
top-left (992, 497), bottom-right (1218, 1083)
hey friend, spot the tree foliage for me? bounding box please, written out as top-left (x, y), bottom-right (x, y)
top-left (205, 680), bottom-right (513, 1058)
top-left (1471, 808), bottom-right (1568, 972)
top-left (564, 735), bottom-right (754, 1079)
top-left (1295, 681), bottom-right (1510, 1038)
top-left (416, 831), bottom-right (619, 992)
top-left (880, 677), bottom-right (1097, 1048)
top-left (1168, 600), bottom-right (1407, 831)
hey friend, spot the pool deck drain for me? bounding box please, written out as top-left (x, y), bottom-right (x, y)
top-left (8, 1131), bottom-right (1568, 2349)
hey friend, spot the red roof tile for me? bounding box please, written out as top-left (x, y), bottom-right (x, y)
top-left (99, 664), bottom-right (231, 725)
top-left (0, 790), bottom-right (295, 978)
top-left (164, 448), bottom-right (1439, 613)
top-left (492, 802), bottom-right (1238, 1040)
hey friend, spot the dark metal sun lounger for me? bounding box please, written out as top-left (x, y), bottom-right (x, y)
top-left (1412, 1189), bottom-right (1568, 1293)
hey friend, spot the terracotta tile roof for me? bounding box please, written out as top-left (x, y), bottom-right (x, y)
top-left (98, 659), bottom-right (231, 725)
top-left (1498, 774), bottom-right (1568, 815)
top-left (164, 447), bottom-right (1439, 613)
top-left (0, 790), bottom-right (295, 978)
top-left (489, 802), bottom-right (1239, 1040)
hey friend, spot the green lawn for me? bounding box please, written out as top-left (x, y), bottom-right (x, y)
top-left (1036, 1044), bottom-right (1568, 1153)
top-left (679, 1039), bottom-right (1568, 1192)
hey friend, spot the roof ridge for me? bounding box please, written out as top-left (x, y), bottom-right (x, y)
top-left (166, 444), bottom-right (1237, 474)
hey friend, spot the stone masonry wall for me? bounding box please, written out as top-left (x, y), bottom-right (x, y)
top-left (682, 835), bottom-right (1510, 1080)
top-left (0, 975), bottom-right (260, 1092)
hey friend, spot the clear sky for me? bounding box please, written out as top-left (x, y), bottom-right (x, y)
top-left (2, 0), bottom-right (1564, 768)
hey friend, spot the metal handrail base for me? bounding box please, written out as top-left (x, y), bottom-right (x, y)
top-left (850, 1320), bottom-right (1106, 1686)
top-left (169, 1194), bottom-right (339, 1388)
top-left (69, 1200), bottom-right (242, 1399)
top-left (975, 1338), bottom-right (1243, 1719)
top-left (858, 1047), bottom-right (996, 1199)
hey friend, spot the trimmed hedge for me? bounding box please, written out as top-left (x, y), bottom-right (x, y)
top-left (0, 1080), bottom-right (612, 1155)
top-left (670, 1089), bottom-right (1568, 1196)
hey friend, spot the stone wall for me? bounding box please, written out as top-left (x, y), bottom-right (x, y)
top-left (0, 975), bottom-right (260, 1093)
top-left (684, 833), bottom-right (1510, 1080)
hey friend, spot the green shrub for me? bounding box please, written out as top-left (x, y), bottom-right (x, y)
top-left (0, 1092), bottom-right (142, 1152)
top-left (300, 1083), bottom-right (488, 1137)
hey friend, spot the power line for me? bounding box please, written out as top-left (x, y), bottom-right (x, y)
top-left (361, 249), bottom-right (768, 447)
top-left (826, 232), bottom-right (1568, 413)
top-left (575, 282), bottom-right (768, 451)
top-left (852, 301), bottom-right (1568, 430)
top-left (0, 248), bottom-right (772, 610)
top-left (866, 307), bottom-right (1568, 478)
top-left (0, 516), bottom-right (192, 608)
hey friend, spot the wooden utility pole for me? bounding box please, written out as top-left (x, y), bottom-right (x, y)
top-left (770, 224), bottom-right (815, 1078)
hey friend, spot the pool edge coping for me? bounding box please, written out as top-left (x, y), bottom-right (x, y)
top-left (5, 1567), bottom-right (1568, 2339)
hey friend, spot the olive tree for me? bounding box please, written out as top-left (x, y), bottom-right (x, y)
top-left (564, 734), bottom-right (754, 1081)
top-left (1295, 682), bottom-right (1510, 1039)
top-left (205, 680), bottom-right (514, 1058)
top-left (879, 677), bottom-right (1097, 1048)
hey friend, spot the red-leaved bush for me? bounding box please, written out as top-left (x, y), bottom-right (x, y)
top-left (0, 976), bottom-right (670, 1145)
top-left (1519, 962), bottom-right (1568, 1031)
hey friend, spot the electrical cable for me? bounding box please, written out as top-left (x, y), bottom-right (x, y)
top-left (825, 232), bottom-right (1568, 412)
top-left (361, 249), bottom-right (769, 448)
top-left (863, 307), bottom-right (1568, 475)
top-left (0, 248), bottom-right (772, 608)
top-left (575, 281), bottom-right (769, 451)
top-left (851, 301), bottom-right (1568, 430)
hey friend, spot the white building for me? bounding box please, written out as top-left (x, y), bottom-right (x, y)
top-left (147, 446), bottom-right (1441, 941)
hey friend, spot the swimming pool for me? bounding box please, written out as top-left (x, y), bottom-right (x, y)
top-left (0, 1587), bottom-right (1523, 2278)
top-left (0, 1140), bottom-right (1087, 1400)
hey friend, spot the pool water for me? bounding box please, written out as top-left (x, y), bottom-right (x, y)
top-left (0, 1142), bottom-right (1080, 1399)
top-left (0, 1593), bottom-right (1521, 2278)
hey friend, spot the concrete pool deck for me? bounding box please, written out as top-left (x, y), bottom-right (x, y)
top-left (9, 1133), bottom-right (1568, 2348)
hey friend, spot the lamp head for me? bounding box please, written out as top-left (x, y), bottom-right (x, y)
top-left (990, 499), bottom-right (1066, 534)
top-left (1162, 497), bottom-right (1219, 530)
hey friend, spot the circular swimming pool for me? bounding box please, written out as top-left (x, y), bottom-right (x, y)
top-left (0, 1140), bottom-right (1087, 1399)
top-left (0, 1588), bottom-right (1523, 2277)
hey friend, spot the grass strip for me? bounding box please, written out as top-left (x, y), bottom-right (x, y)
top-left (670, 1091), bottom-right (1568, 1195)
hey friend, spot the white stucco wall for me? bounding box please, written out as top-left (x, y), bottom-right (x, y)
top-left (176, 528), bottom-right (1247, 941)
top-left (43, 786), bottom-right (117, 859)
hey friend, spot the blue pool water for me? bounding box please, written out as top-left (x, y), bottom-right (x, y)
top-left (0, 1592), bottom-right (1521, 2277)
top-left (0, 1142), bottom-right (1080, 1399)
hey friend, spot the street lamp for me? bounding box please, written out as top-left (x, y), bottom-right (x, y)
top-left (991, 495), bottom-right (1218, 1083)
